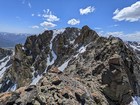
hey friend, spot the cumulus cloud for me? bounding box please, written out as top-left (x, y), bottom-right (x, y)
top-left (40, 21), bottom-right (57, 27)
top-left (32, 9), bottom-right (59, 29)
top-left (67, 19), bottom-right (80, 25)
top-left (42, 9), bottom-right (60, 22)
top-left (32, 25), bottom-right (39, 29)
top-left (80, 6), bottom-right (95, 15)
top-left (113, 1), bottom-right (140, 22)
top-left (28, 2), bottom-right (32, 8)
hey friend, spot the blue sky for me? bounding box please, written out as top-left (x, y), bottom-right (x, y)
top-left (0, 0), bottom-right (140, 41)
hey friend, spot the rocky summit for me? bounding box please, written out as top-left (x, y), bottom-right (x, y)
top-left (0, 26), bottom-right (140, 105)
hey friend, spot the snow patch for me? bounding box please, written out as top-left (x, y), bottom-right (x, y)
top-left (22, 46), bottom-right (25, 50)
top-left (46, 29), bottom-right (65, 68)
top-left (30, 74), bottom-right (42, 85)
top-left (74, 44), bottom-right (78, 48)
top-left (78, 46), bottom-right (87, 53)
top-left (51, 29), bottom-right (65, 47)
top-left (130, 96), bottom-right (140, 105)
top-left (48, 50), bottom-right (57, 66)
top-left (73, 44), bottom-right (89, 58)
top-left (0, 56), bottom-right (11, 78)
top-left (58, 45), bottom-right (88, 72)
top-left (9, 84), bottom-right (17, 92)
top-left (70, 39), bottom-right (75, 44)
top-left (47, 50), bottom-right (57, 66)
top-left (6, 80), bottom-right (10, 84)
top-left (58, 44), bottom-right (88, 72)
top-left (0, 56), bottom-right (8, 62)
top-left (78, 32), bottom-right (80, 36)
top-left (73, 54), bottom-right (79, 58)
top-left (30, 66), bottom-right (42, 85)
top-left (52, 28), bottom-right (65, 44)
top-left (129, 44), bottom-right (140, 51)
top-left (53, 29), bottom-right (65, 38)
top-left (58, 59), bottom-right (71, 71)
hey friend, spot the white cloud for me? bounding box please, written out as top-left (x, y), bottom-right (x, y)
top-left (40, 21), bottom-right (57, 27)
top-left (44, 27), bottom-right (48, 30)
top-left (31, 14), bottom-right (35, 16)
top-left (80, 6), bottom-right (95, 15)
top-left (113, 1), bottom-right (140, 22)
top-left (67, 19), bottom-right (80, 25)
top-left (32, 25), bottom-right (39, 29)
top-left (113, 9), bottom-right (119, 15)
top-left (31, 9), bottom-right (58, 29)
top-left (28, 2), bottom-right (32, 8)
top-left (42, 10), bottom-right (60, 22)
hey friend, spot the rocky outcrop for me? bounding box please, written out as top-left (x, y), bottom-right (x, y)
top-left (0, 68), bottom-right (108, 105)
top-left (0, 26), bottom-right (140, 105)
top-left (64, 36), bottom-right (140, 105)
top-left (0, 48), bottom-right (13, 92)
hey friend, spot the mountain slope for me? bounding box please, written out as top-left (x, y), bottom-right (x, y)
top-left (126, 41), bottom-right (140, 59)
top-left (0, 48), bottom-right (13, 91)
top-left (0, 26), bottom-right (140, 105)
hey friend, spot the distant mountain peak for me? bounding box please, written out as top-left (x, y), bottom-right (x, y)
top-left (0, 32), bottom-right (31, 48)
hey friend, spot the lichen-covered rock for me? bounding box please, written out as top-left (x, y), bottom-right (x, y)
top-left (0, 69), bottom-right (108, 105)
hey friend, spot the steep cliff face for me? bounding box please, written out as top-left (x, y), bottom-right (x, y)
top-left (0, 48), bottom-right (13, 91)
top-left (0, 26), bottom-right (140, 105)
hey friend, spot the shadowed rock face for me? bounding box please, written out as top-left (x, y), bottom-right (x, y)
top-left (0, 48), bottom-right (13, 92)
top-left (0, 48), bottom-right (12, 59)
top-left (0, 26), bottom-right (140, 105)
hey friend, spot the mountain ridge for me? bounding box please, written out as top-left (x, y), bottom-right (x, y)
top-left (0, 26), bottom-right (140, 105)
